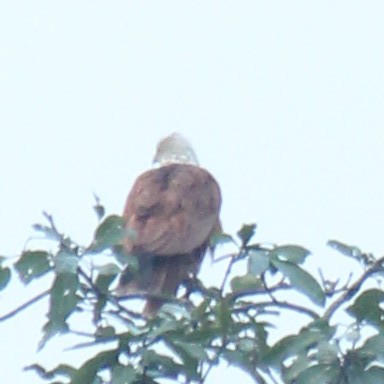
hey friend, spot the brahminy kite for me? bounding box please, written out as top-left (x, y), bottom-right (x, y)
top-left (116, 133), bottom-right (221, 316)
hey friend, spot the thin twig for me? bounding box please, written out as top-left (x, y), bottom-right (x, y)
top-left (213, 252), bottom-right (237, 263)
top-left (324, 256), bottom-right (384, 321)
top-left (0, 289), bottom-right (49, 322)
top-left (200, 363), bottom-right (215, 384)
top-left (77, 267), bottom-right (143, 322)
top-left (220, 247), bottom-right (246, 292)
top-left (234, 300), bottom-right (319, 320)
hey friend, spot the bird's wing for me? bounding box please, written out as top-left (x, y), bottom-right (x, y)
top-left (123, 163), bottom-right (221, 256)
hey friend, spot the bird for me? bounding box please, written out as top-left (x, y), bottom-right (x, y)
top-left (115, 133), bottom-right (221, 316)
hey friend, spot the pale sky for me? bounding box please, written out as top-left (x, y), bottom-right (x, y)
top-left (1, 2), bottom-right (383, 383)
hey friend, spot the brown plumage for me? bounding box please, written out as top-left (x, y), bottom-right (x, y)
top-left (116, 135), bottom-right (221, 316)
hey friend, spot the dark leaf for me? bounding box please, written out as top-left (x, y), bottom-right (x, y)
top-left (40, 274), bottom-right (80, 348)
top-left (141, 349), bottom-right (184, 379)
top-left (357, 334), bottom-right (384, 363)
top-left (271, 259), bottom-right (325, 306)
top-left (222, 349), bottom-right (253, 373)
top-left (94, 263), bottom-right (120, 293)
top-left (270, 245), bottom-right (310, 264)
top-left (147, 318), bottom-right (182, 340)
top-left (348, 289), bottom-right (384, 327)
top-left (165, 341), bottom-right (200, 380)
top-left (314, 340), bottom-right (339, 364)
top-left (0, 266), bottom-right (11, 291)
top-left (263, 320), bottom-right (334, 368)
top-left (262, 334), bottom-right (298, 368)
top-left (93, 265), bottom-right (118, 321)
top-left (15, 250), bottom-right (52, 284)
top-left (361, 367), bottom-right (384, 383)
top-left (343, 352), bottom-right (384, 384)
top-left (285, 340), bottom-right (338, 381)
top-left (173, 341), bottom-right (207, 361)
top-left (111, 365), bottom-right (138, 384)
top-left (295, 363), bottom-right (340, 384)
top-left (215, 298), bottom-right (232, 335)
top-left (178, 323), bottom-right (220, 344)
top-left (96, 326), bottom-right (116, 339)
top-left (284, 352), bottom-right (312, 381)
top-left (237, 224), bottom-right (257, 246)
top-left (93, 193), bottom-right (105, 221)
top-left (89, 215), bottom-right (127, 252)
top-left (70, 350), bottom-right (118, 384)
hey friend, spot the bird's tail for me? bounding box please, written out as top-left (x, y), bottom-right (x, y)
top-left (143, 298), bottom-right (165, 317)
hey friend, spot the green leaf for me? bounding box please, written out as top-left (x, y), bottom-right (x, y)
top-left (262, 334), bottom-right (298, 368)
top-left (285, 341), bottom-right (338, 381)
top-left (315, 340), bottom-right (339, 364)
top-left (361, 367), bottom-right (384, 383)
top-left (32, 223), bottom-right (61, 241)
top-left (0, 266), bottom-right (11, 291)
top-left (215, 298), bottom-right (232, 335)
top-left (165, 338), bottom-right (202, 380)
top-left (111, 365), bottom-right (138, 384)
top-left (343, 352), bottom-right (384, 384)
top-left (247, 250), bottom-right (270, 275)
top-left (327, 240), bottom-right (362, 258)
top-left (146, 318), bottom-right (182, 341)
top-left (222, 349), bottom-right (253, 373)
top-left (54, 249), bottom-right (78, 274)
top-left (270, 245), bottom-right (310, 264)
top-left (95, 263), bottom-right (120, 293)
top-left (358, 334), bottom-right (384, 363)
top-left (295, 364), bottom-right (340, 384)
top-left (174, 341), bottom-right (207, 361)
top-left (263, 320), bottom-right (334, 368)
top-left (230, 274), bottom-right (262, 293)
top-left (70, 350), bottom-right (118, 384)
top-left (348, 289), bottom-right (384, 327)
top-left (179, 323), bottom-right (220, 345)
top-left (210, 232), bottom-right (235, 247)
top-left (93, 265), bottom-right (118, 321)
top-left (14, 250), bottom-right (52, 284)
top-left (284, 353), bottom-right (312, 381)
top-left (271, 259), bottom-right (325, 306)
top-left (237, 224), bottom-right (256, 246)
top-left (40, 273), bottom-right (80, 348)
top-left (89, 215), bottom-right (127, 252)
top-left (141, 349), bottom-right (183, 379)
top-left (238, 338), bottom-right (257, 353)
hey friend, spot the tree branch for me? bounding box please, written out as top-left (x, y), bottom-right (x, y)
top-left (0, 289), bottom-right (49, 322)
top-left (234, 300), bottom-right (320, 320)
top-left (77, 267), bottom-right (144, 322)
top-left (323, 256), bottom-right (384, 321)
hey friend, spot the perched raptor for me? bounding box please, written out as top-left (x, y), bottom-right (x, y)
top-left (116, 133), bottom-right (221, 316)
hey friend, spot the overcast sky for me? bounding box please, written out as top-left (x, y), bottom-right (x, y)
top-left (1, 2), bottom-right (383, 383)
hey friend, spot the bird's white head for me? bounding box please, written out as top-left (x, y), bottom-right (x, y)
top-left (153, 132), bottom-right (199, 166)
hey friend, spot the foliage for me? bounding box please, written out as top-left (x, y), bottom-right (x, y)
top-left (1, 207), bottom-right (384, 384)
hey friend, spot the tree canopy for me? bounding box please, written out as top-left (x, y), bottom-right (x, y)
top-left (1, 202), bottom-right (384, 384)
